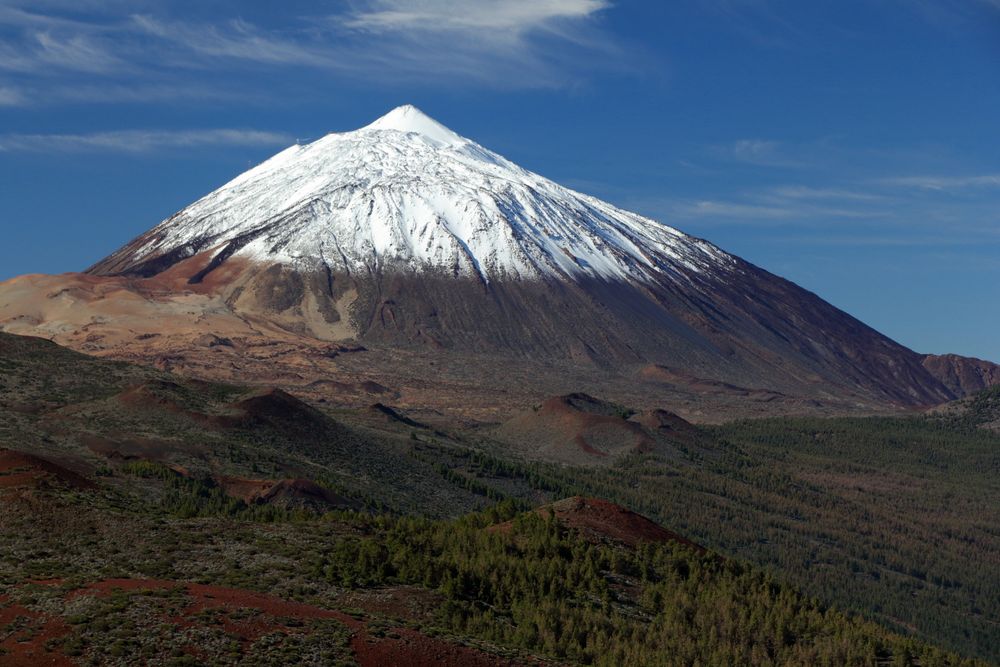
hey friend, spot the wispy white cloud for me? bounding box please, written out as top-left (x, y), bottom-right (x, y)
top-left (31, 31), bottom-right (123, 73)
top-left (130, 15), bottom-right (338, 68)
top-left (0, 128), bottom-right (291, 153)
top-left (701, 0), bottom-right (804, 48)
top-left (0, 0), bottom-right (625, 157)
top-left (0, 4), bottom-right (100, 29)
top-left (704, 0), bottom-right (1000, 47)
top-left (0, 84), bottom-right (24, 105)
top-left (0, 41), bottom-right (40, 73)
top-left (769, 234), bottom-right (1000, 248)
top-left (45, 82), bottom-right (252, 105)
top-left (344, 0), bottom-right (609, 33)
top-left (333, 0), bottom-right (620, 87)
top-left (880, 173), bottom-right (1000, 190)
top-left (626, 177), bottom-right (897, 226)
top-left (0, 1), bottom-right (622, 94)
top-left (673, 200), bottom-right (879, 223)
top-left (713, 139), bottom-right (806, 168)
top-left (767, 185), bottom-right (885, 202)
top-left (899, 0), bottom-right (1000, 27)
top-left (673, 199), bottom-right (805, 220)
top-left (0, 80), bottom-right (253, 107)
top-left (0, 5), bottom-right (125, 74)
top-left (637, 195), bottom-right (883, 224)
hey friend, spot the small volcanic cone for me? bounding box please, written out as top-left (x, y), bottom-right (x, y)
top-left (0, 449), bottom-right (96, 493)
top-left (494, 496), bottom-right (705, 552)
top-left (494, 393), bottom-right (652, 464)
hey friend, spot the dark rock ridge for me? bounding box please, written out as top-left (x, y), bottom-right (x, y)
top-left (922, 354), bottom-right (1000, 397)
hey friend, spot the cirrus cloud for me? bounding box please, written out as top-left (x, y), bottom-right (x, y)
top-left (0, 0), bottom-right (625, 100)
top-left (0, 128), bottom-right (292, 153)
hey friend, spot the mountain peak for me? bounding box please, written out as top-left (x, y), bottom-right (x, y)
top-left (86, 103), bottom-right (732, 285)
top-left (362, 104), bottom-right (464, 146)
top-left (64, 108), bottom-right (959, 408)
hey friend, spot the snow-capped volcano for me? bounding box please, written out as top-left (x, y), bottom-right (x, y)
top-left (81, 105), bottom-right (958, 406)
top-left (91, 105), bottom-right (731, 284)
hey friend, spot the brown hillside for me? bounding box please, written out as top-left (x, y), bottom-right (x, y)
top-left (494, 393), bottom-right (652, 464)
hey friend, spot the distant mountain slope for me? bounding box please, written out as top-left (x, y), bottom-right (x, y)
top-left (922, 353), bottom-right (1000, 397)
top-left (22, 105), bottom-right (959, 406)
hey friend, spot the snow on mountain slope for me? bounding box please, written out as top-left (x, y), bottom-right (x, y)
top-left (70, 104), bottom-right (961, 407)
top-left (97, 105), bottom-right (733, 284)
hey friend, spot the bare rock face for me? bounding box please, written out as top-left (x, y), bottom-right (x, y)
top-left (922, 354), bottom-right (1000, 398)
top-left (0, 105), bottom-right (983, 410)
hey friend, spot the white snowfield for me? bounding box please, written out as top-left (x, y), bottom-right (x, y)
top-left (129, 105), bottom-right (735, 284)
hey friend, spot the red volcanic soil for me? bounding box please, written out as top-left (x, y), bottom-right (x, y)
top-left (0, 602), bottom-right (72, 667)
top-left (45, 579), bottom-right (523, 666)
top-left (67, 579), bottom-right (350, 623)
top-left (334, 585), bottom-right (443, 622)
top-left (496, 496), bottom-right (706, 553)
top-left (0, 449), bottom-right (95, 494)
top-left (65, 579), bottom-right (360, 649)
top-left (352, 626), bottom-right (526, 667)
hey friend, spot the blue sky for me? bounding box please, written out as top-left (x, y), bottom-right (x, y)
top-left (0, 0), bottom-right (998, 361)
